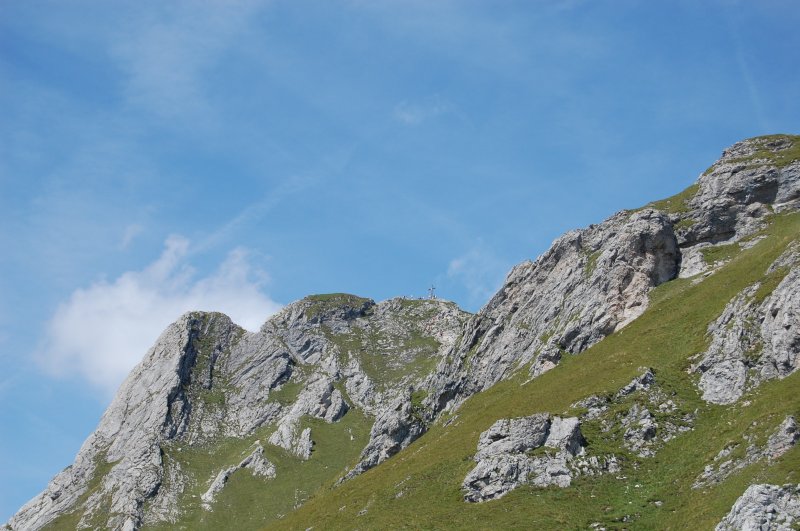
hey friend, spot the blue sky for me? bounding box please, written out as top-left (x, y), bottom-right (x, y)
top-left (2, 0), bottom-right (799, 520)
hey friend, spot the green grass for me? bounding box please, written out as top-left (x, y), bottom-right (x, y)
top-left (146, 409), bottom-right (372, 531)
top-left (584, 249), bottom-right (602, 277)
top-left (641, 183), bottom-right (699, 215)
top-left (752, 266), bottom-right (789, 304)
top-left (271, 211), bottom-right (800, 530)
top-left (727, 134), bottom-right (800, 169)
top-left (269, 380), bottom-right (304, 406)
top-left (306, 293), bottom-right (372, 304)
top-left (701, 242), bottom-right (741, 266)
top-left (675, 217), bottom-right (697, 230)
top-left (182, 314), bottom-right (244, 423)
top-left (44, 452), bottom-right (118, 530)
top-left (321, 301), bottom-right (452, 389)
top-left (304, 293), bottom-right (373, 319)
top-left (411, 389), bottom-right (430, 423)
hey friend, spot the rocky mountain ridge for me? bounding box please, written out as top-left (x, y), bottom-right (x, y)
top-left (6, 134), bottom-right (800, 530)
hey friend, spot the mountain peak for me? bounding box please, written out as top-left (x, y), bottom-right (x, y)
top-left (6, 136), bottom-right (800, 530)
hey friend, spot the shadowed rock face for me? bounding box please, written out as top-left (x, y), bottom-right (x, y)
top-left (6, 135), bottom-right (800, 531)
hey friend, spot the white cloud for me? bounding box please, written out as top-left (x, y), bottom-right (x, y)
top-left (393, 97), bottom-right (452, 125)
top-left (39, 236), bottom-right (281, 396)
top-left (447, 244), bottom-right (509, 308)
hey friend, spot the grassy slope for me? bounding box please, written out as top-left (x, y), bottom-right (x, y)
top-left (272, 211), bottom-right (800, 530)
top-left (43, 453), bottom-right (117, 530)
top-left (325, 299), bottom-right (463, 390)
top-left (147, 410), bottom-right (372, 531)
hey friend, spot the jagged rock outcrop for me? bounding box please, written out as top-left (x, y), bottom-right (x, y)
top-left (201, 444), bottom-right (276, 510)
top-left (268, 376), bottom-right (348, 459)
top-left (7, 313), bottom-right (242, 531)
top-left (695, 416), bottom-right (798, 489)
top-left (343, 396), bottom-right (427, 480)
top-left (620, 403), bottom-right (658, 457)
top-left (6, 297), bottom-right (468, 530)
top-left (239, 444), bottom-right (278, 478)
top-left (678, 136), bottom-right (800, 248)
top-left (717, 484), bottom-right (800, 531)
top-left (572, 368), bottom-right (694, 459)
top-left (695, 245), bottom-right (800, 404)
top-left (427, 208), bottom-right (680, 420)
top-left (462, 414), bottom-right (586, 502)
top-left (426, 135), bottom-right (799, 453)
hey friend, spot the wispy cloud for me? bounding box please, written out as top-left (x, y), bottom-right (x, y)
top-left (119, 223), bottom-right (144, 250)
top-left (393, 96), bottom-right (452, 126)
top-left (723, 7), bottom-right (770, 131)
top-left (38, 236), bottom-right (281, 396)
top-left (446, 243), bottom-right (509, 309)
top-left (111, 0), bottom-right (268, 121)
top-left (194, 174), bottom-right (318, 254)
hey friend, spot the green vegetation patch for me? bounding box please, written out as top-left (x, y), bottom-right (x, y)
top-left (584, 249), bottom-right (602, 277)
top-left (410, 389), bottom-right (430, 423)
top-left (268, 380), bottom-right (304, 407)
top-left (304, 293), bottom-right (373, 319)
top-left (147, 410), bottom-right (371, 531)
top-left (729, 134), bottom-right (800, 169)
top-left (321, 302), bottom-right (448, 389)
top-left (752, 266), bottom-right (790, 304)
top-left (701, 242), bottom-right (742, 266)
top-left (674, 216), bottom-right (697, 230)
top-left (185, 315), bottom-right (241, 412)
top-left (44, 451), bottom-right (119, 531)
top-left (275, 211), bottom-right (800, 531)
top-left (642, 183), bottom-right (699, 215)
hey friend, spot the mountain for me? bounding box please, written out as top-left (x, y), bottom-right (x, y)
top-left (5, 134), bottom-right (800, 530)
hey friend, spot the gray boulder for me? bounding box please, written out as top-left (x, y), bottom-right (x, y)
top-left (475, 414), bottom-right (551, 460)
top-left (716, 484), bottom-right (800, 531)
top-left (463, 414), bottom-right (586, 502)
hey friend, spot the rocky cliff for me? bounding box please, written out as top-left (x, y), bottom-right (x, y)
top-left (5, 134), bottom-right (800, 530)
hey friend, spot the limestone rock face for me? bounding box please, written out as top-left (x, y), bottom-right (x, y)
top-left (343, 397), bottom-right (427, 481)
top-left (716, 484), bottom-right (800, 531)
top-left (462, 414), bottom-right (586, 502)
top-left (427, 208), bottom-right (680, 417)
top-left (475, 415), bottom-right (552, 460)
top-left (239, 445), bottom-right (277, 478)
top-left (7, 298), bottom-right (468, 531)
top-left (267, 375), bottom-right (348, 459)
top-left (7, 313), bottom-right (241, 531)
top-left (695, 246), bottom-right (800, 404)
top-left (679, 136), bottom-right (800, 247)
